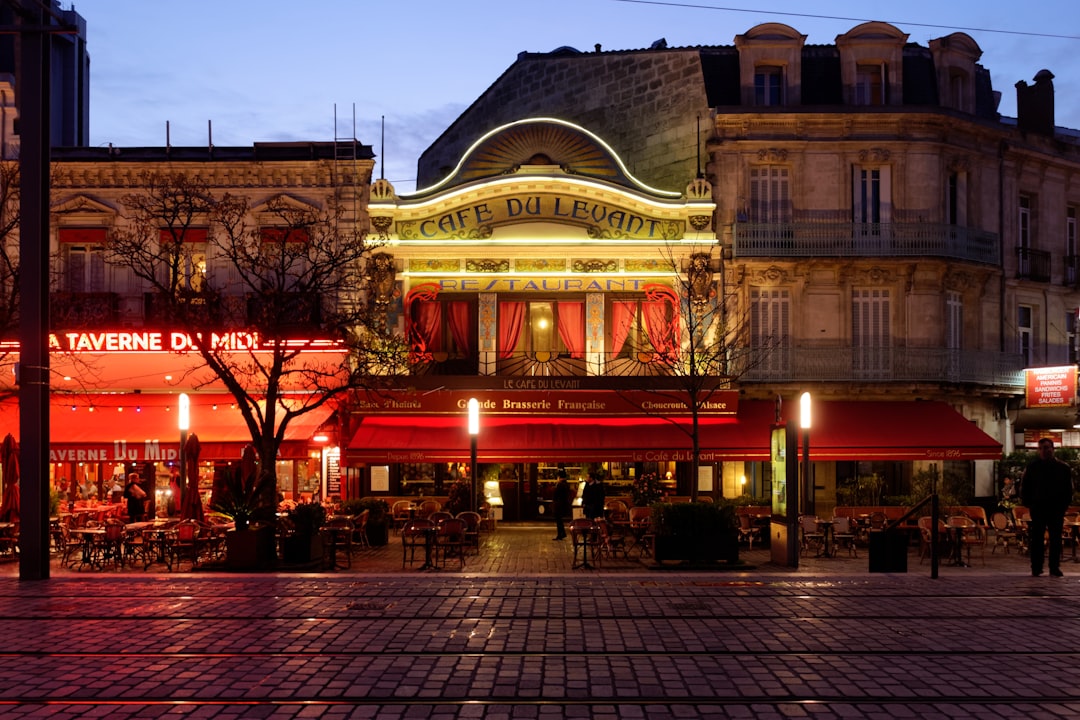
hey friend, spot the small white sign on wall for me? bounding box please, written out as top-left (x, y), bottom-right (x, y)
top-left (697, 465), bottom-right (714, 492)
top-left (371, 465), bottom-right (390, 493)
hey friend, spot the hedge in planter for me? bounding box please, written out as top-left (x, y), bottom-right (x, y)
top-left (651, 501), bottom-right (740, 566)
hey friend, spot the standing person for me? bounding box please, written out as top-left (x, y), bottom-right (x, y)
top-left (581, 471), bottom-right (606, 520)
top-left (1022, 437), bottom-right (1074, 577)
top-left (124, 472), bottom-right (147, 523)
top-left (552, 468), bottom-right (572, 540)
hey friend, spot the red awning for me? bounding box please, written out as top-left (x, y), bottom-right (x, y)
top-left (346, 414), bottom-right (760, 464)
top-left (0, 394), bottom-right (334, 463)
top-left (769, 399), bottom-right (1002, 461)
top-left (345, 399), bottom-right (1001, 464)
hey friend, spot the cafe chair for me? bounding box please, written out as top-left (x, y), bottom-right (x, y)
top-left (417, 500), bottom-right (441, 520)
top-left (99, 518), bottom-right (127, 569)
top-left (456, 511), bottom-right (482, 554)
top-left (322, 516), bottom-right (355, 570)
top-left (917, 516), bottom-right (949, 564)
top-left (428, 511), bottom-right (453, 525)
top-left (433, 517), bottom-right (467, 569)
top-left (737, 513), bottom-right (762, 550)
top-left (392, 501), bottom-right (414, 533)
top-left (401, 518), bottom-right (434, 568)
top-left (57, 522), bottom-right (83, 567)
top-left (831, 515), bottom-right (857, 557)
top-left (949, 515), bottom-right (986, 566)
top-left (799, 516), bottom-right (824, 557)
top-left (122, 527), bottom-right (149, 568)
top-left (595, 519), bottom-right (627, 560)
top-left (627, 506), bottom-right (654, 558)
top-left (352, 510), bottom-right (371, 549)
top-left (169, 520), bottom-right (202, 570)
top-left (570, 518), bottom-right (600, 569)
top-left (990, 511), bottom-right (1018, 554)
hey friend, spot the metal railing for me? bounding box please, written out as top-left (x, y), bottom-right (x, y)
top-left (1016, 246), bottom-right (1052, 282)
top-left (736, 345), bottom-right (1025, 387)
top-left (734, 222), bottom-right (998, 264)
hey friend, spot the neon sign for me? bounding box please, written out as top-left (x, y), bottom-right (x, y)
top-left (44, 331), bottom-right (342, 353)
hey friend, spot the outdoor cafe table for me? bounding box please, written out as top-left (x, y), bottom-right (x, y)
top-left (70, 527), bottom-right (105, 569)
top-left (815, 519), bottom-right (836, 558)
top-left (127, 520), bottom-right (175, 569)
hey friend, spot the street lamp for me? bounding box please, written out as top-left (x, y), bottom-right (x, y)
top-left (468, 398), bottom-right (479, 512)
top-left (178, 393), bottom-right (190, 518)
top-left (800, 391), bottom-right (812, 516)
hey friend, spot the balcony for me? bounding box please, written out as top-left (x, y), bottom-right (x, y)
top-left (51, 292), bottom-right (119, 328)
top-left (737, 345), bottom-right (1024, 387)
top-left (1063, 254), bottom-right (1079, 287)
top-left (1016, 246), bottom-right (1052, 282)
top-left (733, 222), bottom-right (998, 264)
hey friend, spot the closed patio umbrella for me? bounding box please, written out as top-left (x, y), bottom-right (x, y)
top-left (0, 434), bottom-right (19, 523)
top-left (179, 433), bottom-right (204, 522)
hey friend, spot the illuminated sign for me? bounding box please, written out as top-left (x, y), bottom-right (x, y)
top-left (1024, 365), bottom-right (1078, 408)
top-left (50, 440), bottom-right (180, 464)
top-left (44, 331), bottom-right (341, 354)
top-left (353, 389), bottom-right (739, 416)
top-left (429, 277), bottom-right (671, 293)
top-left (397, 193), bottom-right (683, 241)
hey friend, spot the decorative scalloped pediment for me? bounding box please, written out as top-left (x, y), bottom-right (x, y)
top-left (51, 194), bottom-right (117, 216)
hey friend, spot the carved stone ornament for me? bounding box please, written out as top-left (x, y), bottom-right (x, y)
top-left (686, 177), bottom-right (712, 200)
top-left (944, 268), bottom-right (974, 292)
top-left (371, 216), bottom-right (393, 240)
top-left (756, 148), bottom-right (789, 162)
top-left (368, 253), bottom-right (396, 307)
top-left (370, 178), bottom-right (396, 201)
top-left (948, 155), bottom-right (971, 174)
top-left (753, 265), bottom-right (791, 285)
top-left (857, 148), bottom-right (891, 163)
top-left (465, 259), bottom-right (510, 273)
top-left (687, 253), bottom-right (715, 306)
top-left (689, 215), bottom-right (712, 231)
top-left (571, 259), bottom-right (619, 273)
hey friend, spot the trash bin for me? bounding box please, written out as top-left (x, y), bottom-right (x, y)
top-left (868, 529), bottom-right (908, 573)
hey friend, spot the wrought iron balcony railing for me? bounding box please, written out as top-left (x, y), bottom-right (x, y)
top-left (1016, 246), bottom-right (1052, 282)
top-left (733, 222), bottom-right (998, 264)
top-left (410, 346), bottom-right (1025, 388)
top-left (736, 345), bottom-right (1024, 387)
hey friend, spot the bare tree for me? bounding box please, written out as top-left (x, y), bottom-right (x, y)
top-left (614, 243), bottom-right (770, 501)
top-left (106, 172), bottom-right (407, 518)
top-left (0, 159), bottom-right (20, 402)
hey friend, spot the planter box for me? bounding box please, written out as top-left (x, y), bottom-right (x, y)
top-left (225, 525), bottom-right (276, 571)
top-left (366, 521), bottom-right (390, 547)
top-left (654, 528), bottom-right (739, 565)
top-left (282, 533), bottom-right (324, 565)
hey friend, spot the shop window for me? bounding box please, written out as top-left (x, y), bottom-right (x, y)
top-left (608, 293), bottom-right (680, 363)
top-left (497, 299), bottom-right (585, 375)
top-left (408, 297), bottom-right (477, 373)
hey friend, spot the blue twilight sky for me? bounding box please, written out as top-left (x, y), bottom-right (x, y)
top-left (68, 0), bottom-right (1080, 193)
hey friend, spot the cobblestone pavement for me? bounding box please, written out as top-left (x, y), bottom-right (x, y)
top-left (0, 523), bottom-right (1074, 718)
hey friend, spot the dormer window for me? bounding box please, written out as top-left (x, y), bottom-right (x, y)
top-left (754, 65), bottom-right (785, 106)
top-left (855, 64), bottom-right (886, 105)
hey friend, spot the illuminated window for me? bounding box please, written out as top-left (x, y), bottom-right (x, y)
top-left (855, 64), bottom-right (885, 105)
top-left (754, 65), bottom-right (784, 106)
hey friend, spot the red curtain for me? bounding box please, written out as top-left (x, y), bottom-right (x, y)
top-left (643, 300), bottom-right (674, 354)
top-left (447, 301), bottom-right (472, 357)
top-left (498, 302), bottom-right (524, 359)
top-left (411, 300), bottom-right (442, 353)
top-left (556, 302), bottom-right (585, 359)
top-left (611, 301), bottom-right (636, 356)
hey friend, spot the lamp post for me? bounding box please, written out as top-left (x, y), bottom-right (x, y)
top-left (800, 391), bottom-right (813, 516)
top-left (178, 393), bottom-right (190, 517)
top-left (468, 398), bottom-right (479, 512)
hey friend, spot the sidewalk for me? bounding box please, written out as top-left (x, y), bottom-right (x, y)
top-left (0, 522), bottom-right (1072, 718)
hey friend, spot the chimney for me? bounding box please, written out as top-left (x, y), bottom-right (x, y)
top-left (1015, 69), bottom-right (1055, 136)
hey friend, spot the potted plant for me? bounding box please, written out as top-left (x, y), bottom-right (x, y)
top-left (212, 461), bottom-right (277, 571)
top-left (652, 500), bottom-right (740, 566)
top-left (631, 472), bottom-right (664, 507)
top-left (283, 501), bottom-right (326, 564)
top-left (445, 480), bottom-right (472, 515)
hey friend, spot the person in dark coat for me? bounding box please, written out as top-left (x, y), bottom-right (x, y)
top-left (581, 472), bottom-right (605, 520)
top-left (552, 469), bottom-right (572, 540)
top-left (1022, 437), bottom-right (1074, 577)
top-left (124, 473), bottom-right (147, 523)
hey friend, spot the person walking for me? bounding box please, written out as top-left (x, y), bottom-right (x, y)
top-left (552, 469), bottom-right (572, 540)
top-left (1022, 437), bottom-right (1074, 577)
top-left (124, 472), bottom-right (147, 523)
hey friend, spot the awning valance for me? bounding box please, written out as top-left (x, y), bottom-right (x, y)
top-left (1, 394), bottom-right (334, 463)
top-left (345, 399), bottom-right (1001, 464)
